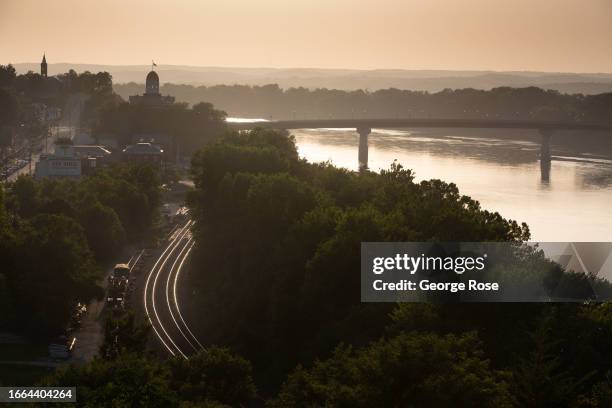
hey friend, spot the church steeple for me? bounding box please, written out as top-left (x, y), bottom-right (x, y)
top-left (41, 54), bottom-right (47, 78)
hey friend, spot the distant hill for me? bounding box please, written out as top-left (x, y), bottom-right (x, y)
top-left (11, 63), bottom-right (612, 94)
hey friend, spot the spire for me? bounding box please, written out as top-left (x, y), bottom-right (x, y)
top-left (41, 53), bottom-right (48, 78)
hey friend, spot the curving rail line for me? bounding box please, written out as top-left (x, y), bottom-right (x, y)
top-left (143, 218), bottom-right (203, 358)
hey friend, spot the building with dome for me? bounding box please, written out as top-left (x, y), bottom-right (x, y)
top-left (129, 67), bottom-right (175, 106)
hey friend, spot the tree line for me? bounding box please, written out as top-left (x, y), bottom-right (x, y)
top-left (182, 128), bottom-right (612, 405)
top-left (40, 309), bottom-right (257, 407)
top-left (93, 101), bottom-right (227, 156)
top-left (0, 63), bottom-right (120, 130)
top-left (114, 82), bottom-right (612, 123)
top-left (1, 63), bottom-right (228, 158)
top-left (0, 163), bottom-right (161, 336)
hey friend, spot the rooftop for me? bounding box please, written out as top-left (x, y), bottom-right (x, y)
top-left (122, 142), bottom-right (164, 155)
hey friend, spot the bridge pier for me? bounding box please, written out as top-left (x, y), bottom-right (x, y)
top-left (540, 158), bottom-right (551, 185)
top-left (357, 127), bottom-right (371, 170)
top-left (538, 129), bottom-right (553, 185)
top-left (539, 129), bottom-right (553, 164)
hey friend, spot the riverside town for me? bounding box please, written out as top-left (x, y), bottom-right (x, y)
top-left (1, 1), bottom-right (612, 406)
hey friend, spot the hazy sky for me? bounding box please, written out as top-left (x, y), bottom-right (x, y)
top-left (1, 0), bottom-right (611, 72)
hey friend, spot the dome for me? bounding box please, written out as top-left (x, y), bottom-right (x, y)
top-left (146, 70), bottom-right (159, 83)
top-left (145, 70), bottom-right (160, 95)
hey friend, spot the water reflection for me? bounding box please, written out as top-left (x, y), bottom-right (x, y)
top-left (540, 159), bottom-right (551, 186)
top-left (292, 128), bottom-right (612, 241)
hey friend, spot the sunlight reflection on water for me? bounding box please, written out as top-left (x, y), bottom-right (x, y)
top-left (292, 128), bottom-right (612, 242)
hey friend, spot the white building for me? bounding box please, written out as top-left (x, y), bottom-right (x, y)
top-left (35, 144), bottom-right (82, 179)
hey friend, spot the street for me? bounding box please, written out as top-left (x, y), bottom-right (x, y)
top-left (2, 92), bottom-right (88, 182)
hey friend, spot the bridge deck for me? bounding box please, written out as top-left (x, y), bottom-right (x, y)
top-left (227, 118), bottom-right (612, 132)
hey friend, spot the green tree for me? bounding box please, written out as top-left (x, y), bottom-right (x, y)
top-left (0, 273), bottom-right (15, 328)
top-left (42, 349), bottom-right (256, 407)
top-left (11, 214), bottom-right (100, 334)
top-left (0, 185), bottom-right (16, 329)
top-left (6, 175), bottom-right (41, 218)
top-left (43, 354), bottom-right (178, 408)
top-left (0, 64), bottom-right (17, 88)
top-left (79, 196), bottom-right (125, 262)
top-left (95, 100), bottom-right (227, 155)
top-left (0, 88), bottom-right (19, 126)
top-left (99, 310), bottom-right (150, 359)
top-left (576, 378), bottom-right (612, 408)
top-left (168, 348), bottom-right (257, 406)
top-left (511, 312), bottom-right (589, 408)
top-left (270, 332), bottom-right (512, 408)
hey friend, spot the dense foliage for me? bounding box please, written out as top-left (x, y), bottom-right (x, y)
top-left (43, 348), bottom-right (257, 407)
top-left (114, 82), bottom-right (612, 123)
top-left (270, 332), bottom-right (512, 408)
top-left (99, 310), bottom-right (150, 360)
top-left (0, 164), bottom-right (161, 335)
top-left (94, 101), bottom-right (227, 155)
top-left (50, 305), bottom-right (256, 406)
top-left (184, 129), bottom-right (612, 405)
top-left (187, 128), bottom-right (527, 386)
top-left (0, 64), bottom-right (119, 123)
top-left (0, 87), bottom-right (19, 126)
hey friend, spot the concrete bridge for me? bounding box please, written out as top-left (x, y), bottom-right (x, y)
top-left (227, 118), bottom-right (612, 170)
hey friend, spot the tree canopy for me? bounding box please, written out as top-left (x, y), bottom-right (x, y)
top-left (0, 163), bottom-right (161, 335)
top-left (43, 348), bottom-right (256, 407)
top-left (184, 128), bottom-right (612, 405)
top-left (94, 101), bottom-right (227, 155)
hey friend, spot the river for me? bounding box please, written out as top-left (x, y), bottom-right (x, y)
top-left (227, 119), bottom-right (612, 241)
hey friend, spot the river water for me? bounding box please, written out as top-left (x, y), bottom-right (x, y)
top-left (290, 127), bottom-right (612, 242)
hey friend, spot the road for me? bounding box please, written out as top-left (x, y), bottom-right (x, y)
top-left (143, 218), bottom-right (203, 358)
top-left (3, 125), bottom-right (75, 182)
top-left (3, 92), bottom-right (88, 182)
top-left (70, 250), bottom-right (144, 363)
top-left (227, 117), bottom-right (612, 132)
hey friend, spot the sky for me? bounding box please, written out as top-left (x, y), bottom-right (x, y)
top-left (1, 0), bottom-right (611, 73)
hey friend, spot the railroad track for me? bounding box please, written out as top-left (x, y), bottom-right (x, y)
top-left (143, 218), bottom-right (203, 358)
